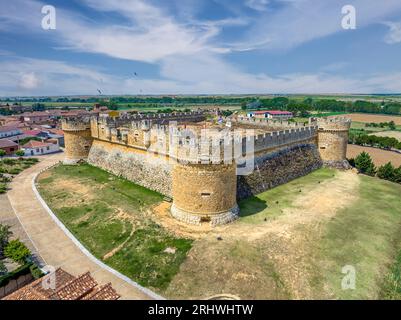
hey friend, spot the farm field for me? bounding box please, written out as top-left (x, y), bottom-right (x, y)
top-left (344, 113), bottom-right (401, 125)
top-left (38, 165), bottom-right (401, 299)
top-left (369, 131), bottom-right (401, 141)
top-left (347, 144), bottom-right (401, 167)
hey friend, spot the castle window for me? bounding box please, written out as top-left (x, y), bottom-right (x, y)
top-left (320, 147), bottom-right (326, 150)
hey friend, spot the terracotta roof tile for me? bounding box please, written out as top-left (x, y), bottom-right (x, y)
top-left (81, 283), bottom-right (120, 300)
top-left (2, 268), bottom-right (120, 301)
top-left (50, 272), bottom-right (97, 300)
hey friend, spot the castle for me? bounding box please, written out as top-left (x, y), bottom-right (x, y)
top-left (61, 111), bottom-right (351, 227)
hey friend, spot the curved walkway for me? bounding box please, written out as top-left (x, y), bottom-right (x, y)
top-left (6, 153), bottom-right (160, 300)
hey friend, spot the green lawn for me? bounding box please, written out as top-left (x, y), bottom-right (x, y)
top-left (312, 175), bottom-right (401, 299)
top-left (239, 167), bottom-right (336, 224)
top-left (37, 164), bottom-right (193, 292)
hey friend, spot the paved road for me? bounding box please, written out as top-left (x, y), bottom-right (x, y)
top-left (6, 153), bottom-right (155, 300)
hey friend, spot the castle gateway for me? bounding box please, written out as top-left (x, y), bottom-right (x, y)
top-left (61, 112), bottom-right (351, 227)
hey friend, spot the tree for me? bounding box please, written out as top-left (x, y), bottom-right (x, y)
top-left (0, 224), bottom-right (12, 257)
top-left (377, 162), bottom-right (396, 181)
top-left (0, 261), bottom-right (7, 275)
top-left (4, 240), bottom-right (31, 264)
top-left (355, 152), bottom-right (376, 176)
top-left (0, 150), bottom-right (6, 158)
top-left (15, 150), bottom-right (25, 157)
top-left (394, 166), bottom-right (401, 184)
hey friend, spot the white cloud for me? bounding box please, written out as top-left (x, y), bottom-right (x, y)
top-left (245, 0), bottom-right (269, 12)
top-left (383, 21), bottom-right (401, 44)
top-left (1, 0), bottom-right (401, 96)
top-left (18, 72), bottom-right (40, 90)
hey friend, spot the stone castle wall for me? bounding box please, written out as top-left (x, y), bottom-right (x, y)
top-left (62, 113), bottom-right (351, 226)
top-left (63, 130), bottom-right (93, 163)
top-left (88, 139), bottom-right (172, 196)
top-left (237, 144), bottom-right (323, 200)
top-left (172, 163), bottom-right (237, 216)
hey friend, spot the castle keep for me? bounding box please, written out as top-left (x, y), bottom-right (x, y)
top-left (61, 112), bottom-right (351, 226)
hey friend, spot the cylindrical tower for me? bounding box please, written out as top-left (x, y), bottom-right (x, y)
top-left (171, 162), bottom-right (238, 226)
top-left (61, 117), bottom-right (94, 165)
top-left (316, 117), bottom-right (351, 166)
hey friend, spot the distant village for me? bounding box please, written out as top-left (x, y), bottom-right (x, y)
top-left (0, 103), bottom-right (109, 157)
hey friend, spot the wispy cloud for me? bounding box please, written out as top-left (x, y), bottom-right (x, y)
top-left (1, 0), bottom-right (401, 95)
top-left (383, 21), bottom-right (401, 44)
top-left (245, 0), bottom-right (270, 12)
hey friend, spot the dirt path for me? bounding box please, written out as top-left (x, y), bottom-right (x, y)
top-left (165, 170), bottom-right (360, 300)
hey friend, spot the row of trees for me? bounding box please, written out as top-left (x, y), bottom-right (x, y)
top-left (3, 96), bottom-right (401, 115)
top-left (365, 121), bottom-right (396, 130)
top-left (349, 133), bottom-right (401, 150)
top-left (256, 98), bottom-right (401, 115)
top-left (350, 152), bottom-right (401, 184)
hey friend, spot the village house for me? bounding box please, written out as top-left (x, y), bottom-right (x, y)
top-left (2, 268), bottom-right (120, 300)
top-left (0, 125), bottom-right (22, 138)
top-left (21, 140), bottom-right (60, 156)
top-left (0, 139), bottom-right (19, 155)
top-left (246, 110), bottom-right (293, 120)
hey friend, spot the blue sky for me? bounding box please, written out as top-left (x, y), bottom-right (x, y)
top-left (1, 0), bottom-right (401, 96)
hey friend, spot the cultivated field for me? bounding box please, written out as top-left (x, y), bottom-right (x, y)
top-left (344, 113), bottom-right (401, 125)
top-left (37, 165), bottom-right (401, 299)
top-left (347, 144), bottom-right (401, 167)
top-left (369, 131), bottom-right (401, 141)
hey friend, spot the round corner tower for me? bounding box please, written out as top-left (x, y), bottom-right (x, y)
top-left (171, 161), bottom-right (238, 227)
top-left (316, 117), bottom-right (351, 165)
top-left (61, 117), bottom-right (94, 165)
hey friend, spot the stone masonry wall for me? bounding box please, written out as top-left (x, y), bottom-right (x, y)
top-left (237, 144), bottom-right (323, 200)
top-left (88, 140), bottom-right (172, 196)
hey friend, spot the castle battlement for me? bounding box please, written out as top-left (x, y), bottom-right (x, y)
top-left (62, 112), bottom-right (351, 226)
top-left (315, 116), bottom-right (352, 132)
top-left (61, 117), bottom-right (92, 131)
top-left (234, 116), bottom-right (312, 129)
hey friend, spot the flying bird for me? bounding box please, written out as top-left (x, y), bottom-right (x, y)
top-left (97, 89), bottom-right (102, 95)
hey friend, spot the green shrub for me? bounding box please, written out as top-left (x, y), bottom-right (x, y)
top-left (29, 264), bottom-right (44, 279)
top-left (377, 162), bottom-right (396, 182)
top-left (4, 240), bottom-right (31, 264)
top-left (0, 261), bottom-right (7, 276)
top-left (15, 150), bottom-right (25, 157)
top-left (0, 150), bottom-right (6, 157)
top-left (0, 166), bottom-right (6, 174)
top-left (355, 152), bottom-right (376, 176)
top-left (8, 168), bottom-right (22, 175)
top-left (0, 224), bottom-right (12, 257)
top-left (2, 158), bottom-right (16, 165)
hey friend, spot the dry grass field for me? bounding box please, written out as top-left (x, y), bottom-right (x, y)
top-left (347, 144), bottom-right (401, 166)
top-left (369, 131), bottom-right (401, 141)
top-left (344, 113), bottom-right (401, 125)
top-left (38, 165), bottom-right (401, 300)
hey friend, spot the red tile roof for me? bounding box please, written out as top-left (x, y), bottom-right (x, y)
top-left (22, 130), bottom-right (42, 136)
top-left (252, 110), bottom-right (293, 115)
top-left (0, 125), bottom-right (19, 133)
top-left (2, 268), bottom-right (120, 300)
top-left (22, 140), bottom-right (52, 149)
top-left (0, 139), bottom-right (18, 148)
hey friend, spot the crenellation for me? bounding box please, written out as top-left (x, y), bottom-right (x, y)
top-left (63, 112), bottom-right (351, 226)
